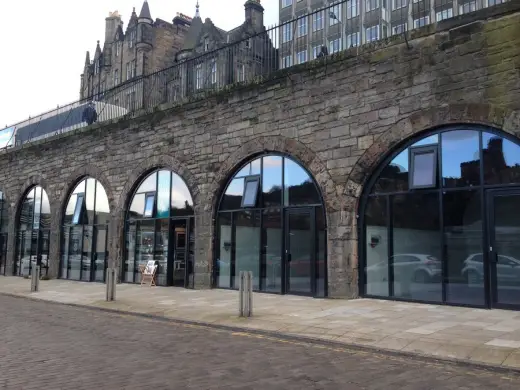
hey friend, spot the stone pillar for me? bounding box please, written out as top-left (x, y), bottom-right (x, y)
top-left (193, 210), bottom-right (213, 290)
top-left (5, 214), bottom-right (16, 276)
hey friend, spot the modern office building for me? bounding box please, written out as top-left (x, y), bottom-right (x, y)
top-left (278, 0), bottom-right (509, 66)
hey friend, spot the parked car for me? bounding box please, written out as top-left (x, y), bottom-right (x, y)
top-left (366, 253), bottom-right (442, 283)
top-left (461, 253), bottom-right (520, 284)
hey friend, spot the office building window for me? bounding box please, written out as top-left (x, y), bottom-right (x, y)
top-left (237, 64), bottom-right (245, 82)
top-left (392, 24), bottom-right (406, 35)
top-left (282, 55), bottom-right (292, 68)
top-left (282, 0), bottom-right (293, 8)
top-left (436, 8), bottom-right (453, 21)
top-left (296, 50), bottom-right (307, 64)
top-left (329, 3), bottom-right (342, 25)
top-left (347, 0), bottom-right (360, 18)
top-left (113, 69), bottom-right (119, 86)
top-left (393, 0), bottom-right (407, 9)
top-left (346, 32), bottom-right (360, 48)
top-left (329, 38), bottom-right (341, 54)
top-left (297, 16), bottom-right (308, 37)
top-left (312, 10), bottom-right (324, 31)
top-left (414, 16), bottom-right (430, 28)
top-left (366, 0), bottom-right (380, 12)
top-left (283, 23), bottom-right (293, 43)
top-left (312, 46), bottom-right (321, 59)
top-left (366, 25), bottom-right (380, 42)
top-left (459, 1), bottom-right (477, 14)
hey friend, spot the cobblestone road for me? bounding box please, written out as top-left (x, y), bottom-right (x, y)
top-left (1, 295), bottom-right (520, 389)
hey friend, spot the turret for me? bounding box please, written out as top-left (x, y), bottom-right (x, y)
top-left (244, 0), bottom-right (264, 30)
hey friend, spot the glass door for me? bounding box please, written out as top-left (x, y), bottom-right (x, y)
top-left (171, 220), bottom-right (188, 287)
top-left (285, 209), bottom-right (315, 296)
top-left (487, 189), bottom-right (520, 309)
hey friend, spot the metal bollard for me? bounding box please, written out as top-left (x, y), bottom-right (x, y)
top-left (105, 268), bottom-right (116, 301)
top-left (238, 271), bottom-right (253, 317)
top-left (30, 266), bottom-right (40, 292)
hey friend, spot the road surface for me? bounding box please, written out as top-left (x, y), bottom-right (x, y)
top-left (0, 295), bottom-right (519, 389)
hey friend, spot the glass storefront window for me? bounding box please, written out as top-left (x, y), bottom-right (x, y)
top-left (15, 186), bottom-right (51, 277)
top-left (362, 127), bottom-right (520, 308)
top-left (61, 178), bottom-right (110, 282)
top-left (125, 169), bottom-right (195, 288)
top-left (0, 191), bottom-right (8, 276)
top-left (216, 154), bottom-right (326, 297)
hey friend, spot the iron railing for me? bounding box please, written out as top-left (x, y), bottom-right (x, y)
top-left (0, 0), bottom-right (508, 150)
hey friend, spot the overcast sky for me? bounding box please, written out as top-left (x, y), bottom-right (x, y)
top-left (0, 0), bottom-right (279, 128)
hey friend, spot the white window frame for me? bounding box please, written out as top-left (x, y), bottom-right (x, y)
top-left (329, 38), bottom-right (341, 54)
top-left (113, 69), bottom-right (119, 85)
top-left (312, 11), bottom-right (324, 32)
top-left (329, 3), bottom-right (342, 26)
top-left (346, 32), bottom-right (360, 48)
top-left (459, 1), bottom-right (477, 14)
top-left (297, 16), bottom-right (307, 37)
top-left (282, 0), bottom-right (293, 8)
top-left (282, 23), bottom-right (293, 43)
top-left (393, 0), bottom-right (407, 9)
top-left (237, 64), bottom-right (245, 82)
top-left (436, 8), bottom-right (453, 21)
top-left (211, 60), bottom-right (217, 84)
top-left (366, 0), bottom-right (380, 12)
top-left (296, 50), bottom-right (307, 64)
top-left (195, 64), bottom-right (203, 89)
top-left (366, 25), bottom-right (380, 42)
top-left (312, 46), bottom-right (321, 59)
top-left (282, 55), bottom-right (292, 69)
top-left (204, 37), bottom-right (210, 52)
top-left (347, 0), bottom-right (360, 19)
top-left (413, 15), bottom-right (430, 28)
top-left (392, 23), bottom-right (406, 35)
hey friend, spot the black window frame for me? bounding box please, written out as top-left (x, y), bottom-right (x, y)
top-left (409, 144), bottom-right (438, 189)
top-left (72, 193), bottom-right (85, 225)
top-left (241, 175), bottom-right (260, 208)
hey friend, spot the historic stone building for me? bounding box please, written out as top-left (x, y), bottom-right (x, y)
top-left (79, 1), bottom-right (192, 107)
top-left (1, 2), bottom-right (519, 309)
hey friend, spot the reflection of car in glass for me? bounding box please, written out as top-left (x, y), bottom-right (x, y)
top-left (366, 254), bottom-right (441, 283)
top-left (462, 253), bottom-right (520, 284)
top-left (20, 255), bottom-right (48, 275)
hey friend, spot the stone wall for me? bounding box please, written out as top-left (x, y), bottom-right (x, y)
top-left (1, 2), bottom-right (519, 297)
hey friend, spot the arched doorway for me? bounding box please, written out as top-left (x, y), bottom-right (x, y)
top-left (124, 169), bottom-right (195, 287)
top-left (215, 154), bottom-right (327, 297)
top-left (359, 126), bottom-right (520, 309)
top-left (15, 186), bottom-right (51, 277)
top-left (0, 191), bottom-right (8, 275)
top-left (61, 177), bottom-right (110, 282)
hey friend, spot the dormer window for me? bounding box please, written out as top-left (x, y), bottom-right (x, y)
top-left (94, 60), bottom-right (100, 75)
top-left (204, 37), bottom-right (209, 52)
top-left (116, 42), bottom-right (121, 57)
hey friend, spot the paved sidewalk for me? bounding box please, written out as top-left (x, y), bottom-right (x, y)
top-left (2, 276), bottom-right (520, 370)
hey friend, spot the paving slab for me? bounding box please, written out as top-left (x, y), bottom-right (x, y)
top-left (2, 276), bottom-right (520, 370)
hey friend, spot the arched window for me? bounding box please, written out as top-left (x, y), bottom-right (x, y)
top-left (361, 126), bottom-right (520, 309)
top-left (124, 169), bottom-right (195, 287)
top-left (0, 191), bottom-right (8, 275)
top-left (216, 154), bottom-right (327, 297)
top-left (15, 186), bottom-right (51, 277)
top-left (61, 177), bottom-right (110, 282)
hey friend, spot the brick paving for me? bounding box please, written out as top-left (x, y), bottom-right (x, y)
top-left (0, 295), bottom-right (520, 389)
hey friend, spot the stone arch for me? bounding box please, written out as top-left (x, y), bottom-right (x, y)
top-left (113, 155), bottom-right (199, 272)
top-left (345, 103), bottom-right (520, 202)
top-left (57, 164), bottom-right (117, 226)
top-left (14, 175), bottom-right (55, 223)
top-left (210, 135), bottom-right (341, 214)
top-left (342, 103), bottom-right (520, 298)
top-left (117, 154), bottom-right (199, 213)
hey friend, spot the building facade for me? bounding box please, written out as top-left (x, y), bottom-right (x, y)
top-left (278, 0), bottom-right (509, 67)
top-left (0, 2), bottom-right (519, 309)
top-left (80, 1), bottom-right (192, 108)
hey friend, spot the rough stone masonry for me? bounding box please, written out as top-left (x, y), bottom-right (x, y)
top-left (0, 2), bottom-right (519, 298)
